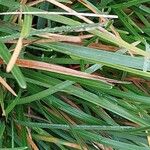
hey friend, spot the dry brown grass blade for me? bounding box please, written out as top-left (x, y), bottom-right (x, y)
top-left (12, 0), bottom-right (27, 23)
top-left (0, 58), bottom-right (128, 84)
top-left (77, 0), bottom-right (120, 37)
top-left (46, 0), bottom-right (109, 34)
top-left (26, 127), bottom-right (39, 150)
top-left (36, 135), bottom-right (87, 150)
top-left (146, 130), bottom-right (150, 146)
top-left (77, 0), bottom-right (102, 19)
top-left (88, 43), bottom-right (119, 52)
top-left (94, 142), bottom-right (113, 150)
top-left (60, 95), bottom-right (81, 110)
top-left (46, 0), bottom-right (93, 23)
top-left (20, 0), bottom-right (28, 4)
top-left (17, 59), bottom-right (126, 84)
top-left (6, 37), bottom-right (23, 72)
top-left (37, 34), bottom-right (93, 43)
top-left (6, 35), bottom-right (93, 45)
top-left (60, 111), bottom-right (76, 124)
top-left (27, 0), bottom-right (45, 6)
top-left (0, 77), bottom-right (17, 96)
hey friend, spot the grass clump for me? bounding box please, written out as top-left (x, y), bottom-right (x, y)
top-left (0, 0), bottom-right (150, 149)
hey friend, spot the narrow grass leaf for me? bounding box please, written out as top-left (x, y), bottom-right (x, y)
top-left (0, 43), bottom-right (26, 88)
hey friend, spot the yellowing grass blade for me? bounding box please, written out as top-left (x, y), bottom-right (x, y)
top-left (6, 37), bottom-right (23, 72)
top-left (0, 77), bottom-right (17, 96)
top-left (6, 6), bottom-right (32, 72)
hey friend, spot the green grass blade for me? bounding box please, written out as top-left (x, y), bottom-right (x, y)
top-left (0, 43), bottom-right (26, 88)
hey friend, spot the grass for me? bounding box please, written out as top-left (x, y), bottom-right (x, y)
top-left (0, 0), bottom-right (150, 149)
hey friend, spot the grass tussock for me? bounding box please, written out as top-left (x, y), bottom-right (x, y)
top-left (0, 0), bottom-right (150, 149)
